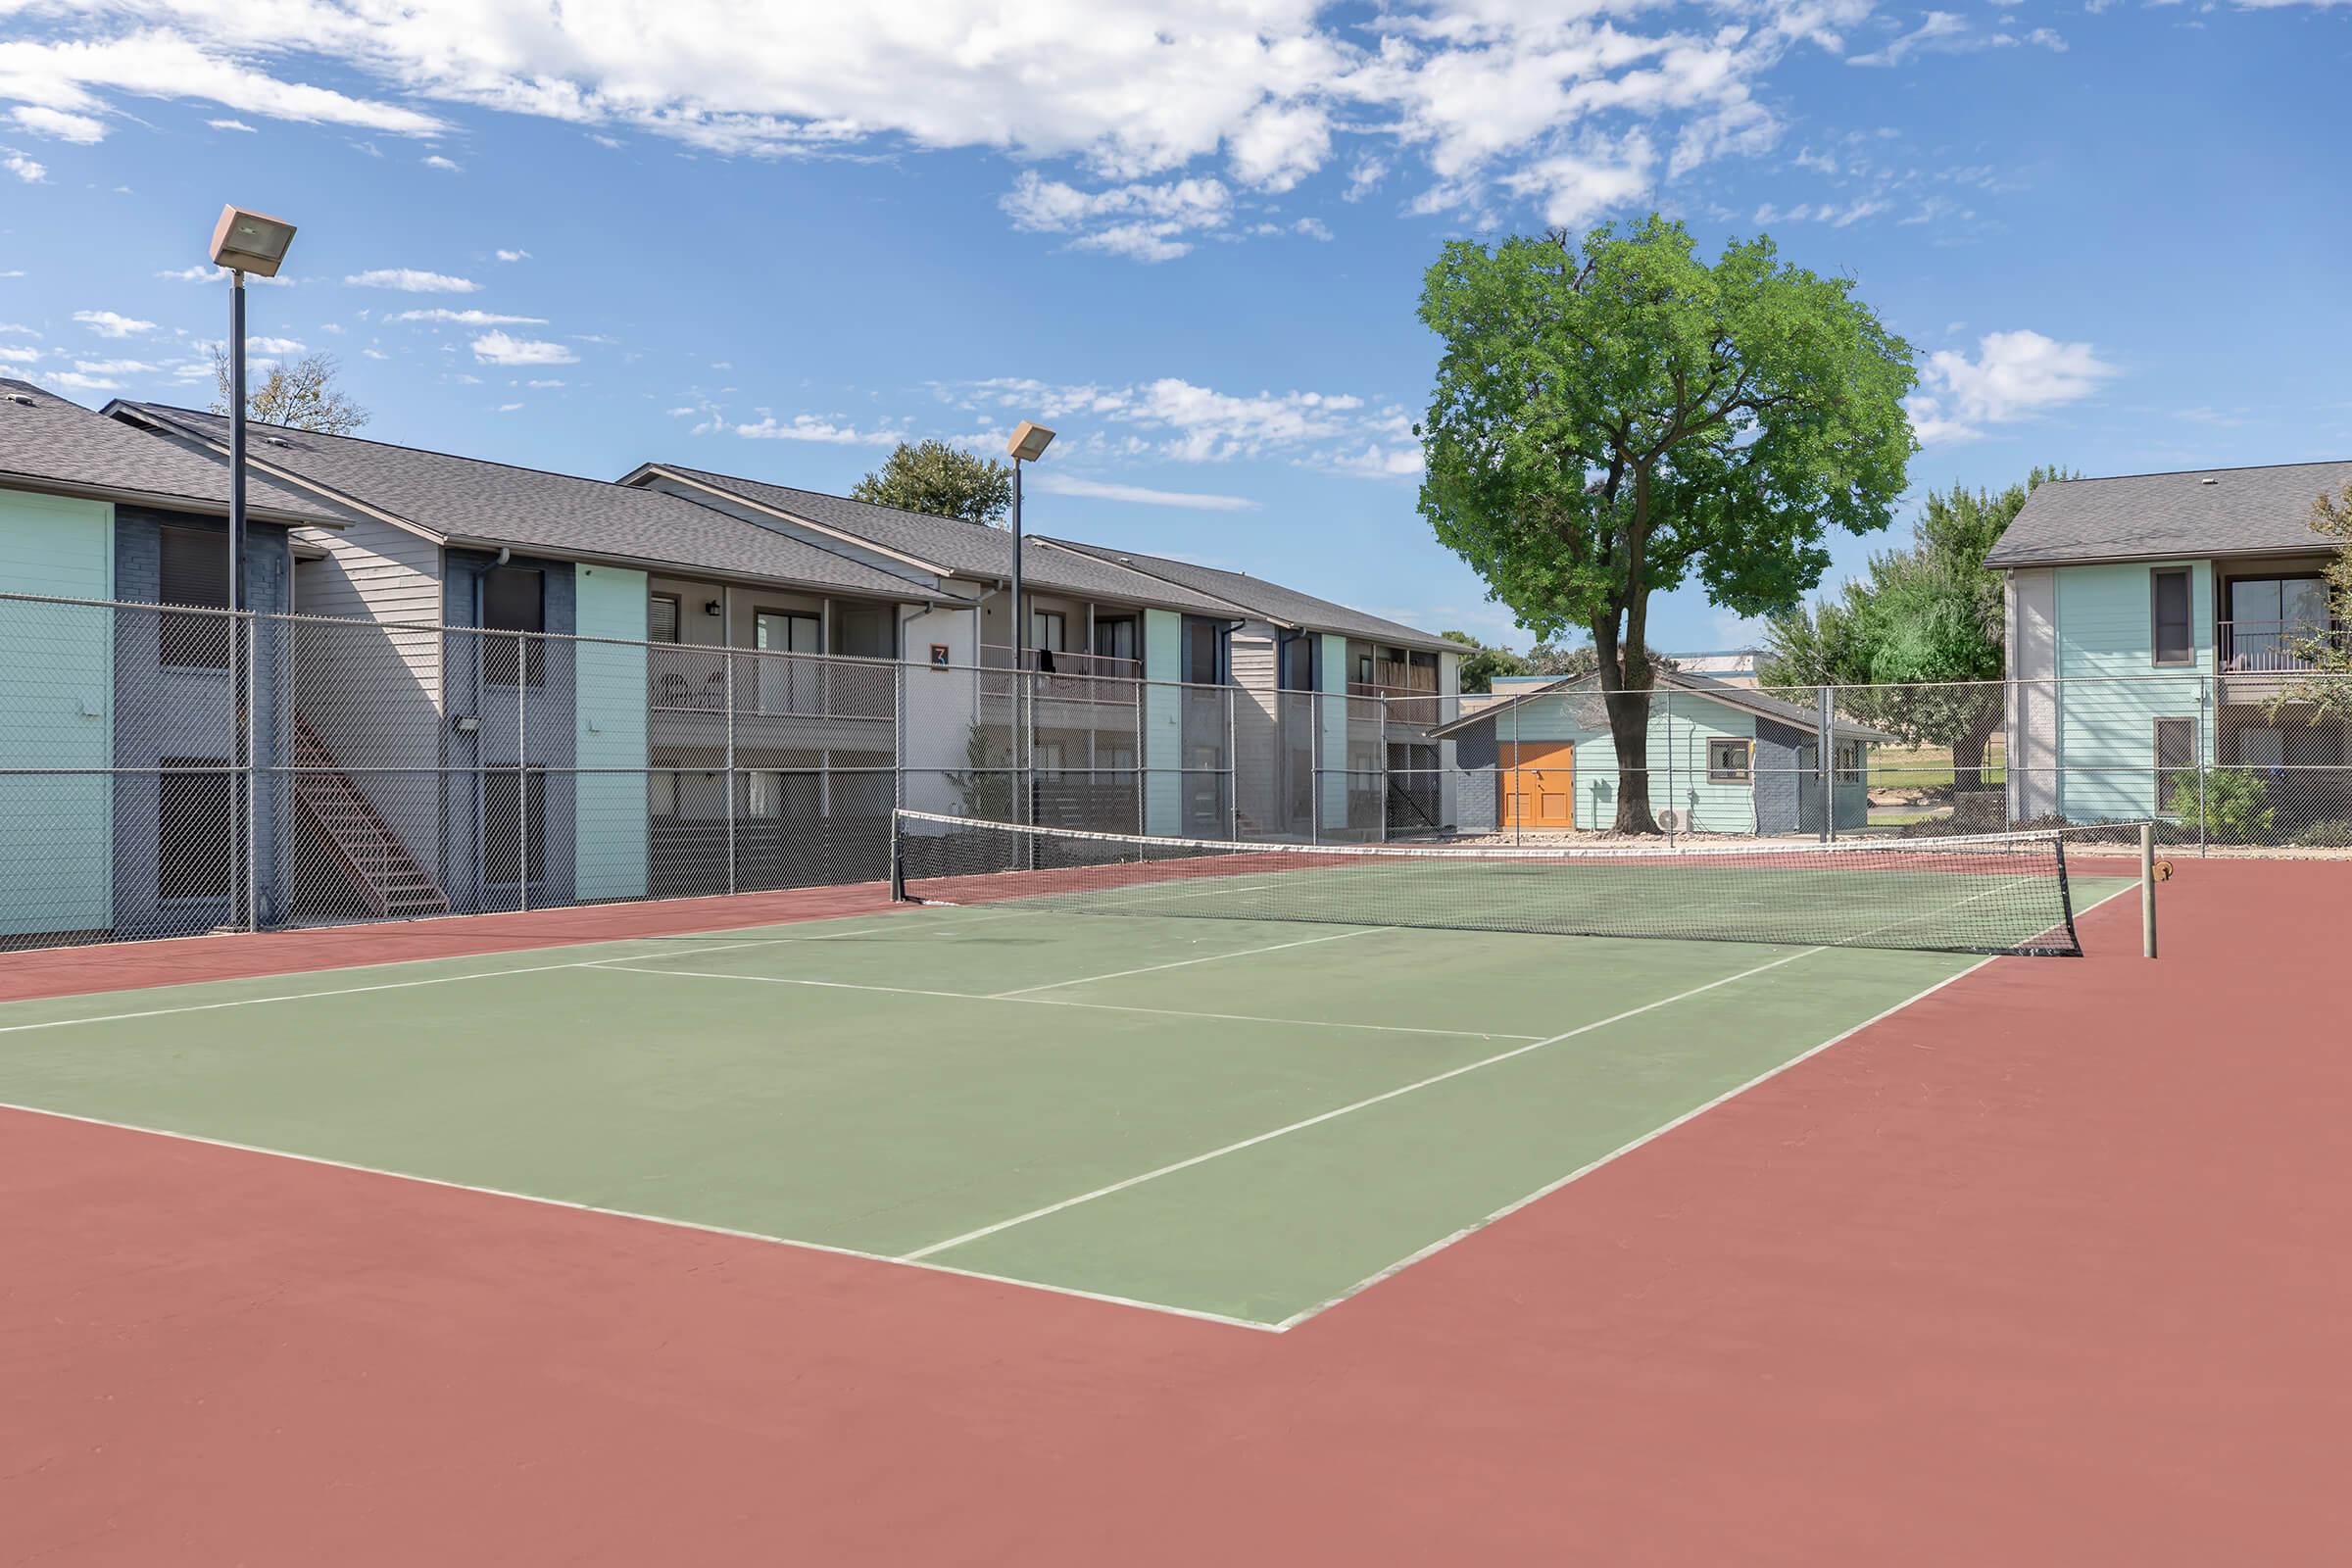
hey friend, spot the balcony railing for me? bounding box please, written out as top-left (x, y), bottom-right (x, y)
top-left (649, 651), bottom-right (892, 723)
top-left (1349, 680), bottom-right (1443, 727)
top-left (2220, 619), bottom-right (2347, 673)
top-left (979, 645), bottom-right (1145, 705)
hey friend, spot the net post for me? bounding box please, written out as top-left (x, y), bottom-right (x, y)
top-left (2140, 820), bottom-right (2157, 959)
top-left (888, 810), bottom-right (907, 903)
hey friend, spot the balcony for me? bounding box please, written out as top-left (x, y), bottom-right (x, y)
top-left (647, 648), bottom-right (894, 753)
top-left (979, 645), bottom-right (1145, 705)
top-left (1348, 680), bottom-right (1444, 729)
top-left (2219, 619), bottom-right (2346, 673)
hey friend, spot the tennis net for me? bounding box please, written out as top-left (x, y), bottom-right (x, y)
top-left (891, 810), bottom-right (2103, 957)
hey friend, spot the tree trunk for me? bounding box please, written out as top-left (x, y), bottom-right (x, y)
top-left (1950, 705), bottom-right (2000, 794)
top-left (1603, 681), bottom-right (1659, 834)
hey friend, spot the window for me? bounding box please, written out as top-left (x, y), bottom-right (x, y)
top-left (1356, 653), bottom-right (1374, 685)
top-left (484, 767), bottom-right (546, 886)
top-left (1706, 738), bottom-right (1751, 783)
top-left (1835, 740), bottom-right (1864, 783)
top-left (1181, 617), bottom-right (1222, 685)
top-left (159, 526), bottom-right (231, 668)
top-left (157, 760), bottom-right (231, 900)
top-left (755, 610), bottom-right (822, 715)
top-left (1093, 617), bottom-right (1138, 664)
top-left (482, 566), bottom-right (545, 687)
top-left (648, 594), bottom-right (680, 644)
top-left (2154, 717), bottom-right (2197, 815)
top-left (2150, 567), bottom-right (2194, 667)
top-left (1279, 633), bottom-right (1315, 692)
top-left (1031, 610), bottom-right (1067, 653)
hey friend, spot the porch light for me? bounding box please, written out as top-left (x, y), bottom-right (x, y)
top-left (209, 205), bottom-right (298, 277)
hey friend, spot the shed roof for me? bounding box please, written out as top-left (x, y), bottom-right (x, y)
top-left (1984, 460), bottom-right (2352, 567)
top-left (2, 379), bottom-right (342, 525)
top-left (1428, 670), bottom-right (1897, 744)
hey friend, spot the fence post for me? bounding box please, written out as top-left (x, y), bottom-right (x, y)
top-left (245, 610), bottom-right (260, 931)
top-left (1662, 686), bottom-right (1675, 845)
top-left (723, 646), bottom-right (737, 896)
top-left (1817, 684), bottom-right (1836, 844)
top-left (1510, 693), bottom-right (1521, 847)
top-left (2197, 675), bottom-right (2209, 858)
top-left (1309, 689), bottom-right (1321, 845)
top-left (1376, 693), bottom-right (1389, 844)
top-left (2140, 820), bottom-right (2158, 958)
top-left (1225, 683), bottom-right (1239, 840)
top-left (517, 632), bottom-right (529, 913)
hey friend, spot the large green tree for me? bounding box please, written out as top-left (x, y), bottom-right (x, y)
top-left (1760, 467), bottom-right (2067, 790)
top-left (854, 439), bottom-right (1012, 525)
top-left (1439, 630), bottom-right (1528, 694)
top-left (1417, 217), bottom-right (1916, 831)
top-left (2262, 481), bottom-right (2352, 722)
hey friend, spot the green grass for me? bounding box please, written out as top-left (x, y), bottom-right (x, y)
top-left (0, 891), bottom-right (2128, 1327)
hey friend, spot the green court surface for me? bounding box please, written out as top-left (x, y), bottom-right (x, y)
top-left (0, 886), bottom-right (2131, 1329)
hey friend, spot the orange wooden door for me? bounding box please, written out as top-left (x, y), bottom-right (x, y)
top-left (1499, 742), bottom-right (1575, 829)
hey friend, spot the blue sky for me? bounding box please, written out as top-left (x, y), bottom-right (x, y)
top-left (0, 1), bottom-right (2342, 653)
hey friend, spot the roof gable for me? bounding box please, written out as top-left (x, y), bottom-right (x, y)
top-left (1429, 669), bottom-right (1895, 743)
top-left (1041, 537), bottom-right (1452, 651)
top-left (111, 404), bottom-right (929, 598)
top-left (1985, 460), bottom-right (2352, 568)
top-left (2, 380), bottom-right (343, 524)
top-left (630, 464), bottom-right (1256, 616)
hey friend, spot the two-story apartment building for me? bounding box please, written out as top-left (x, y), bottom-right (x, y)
top-left (0, 379), bottom-right (348, 945)
top-left (108, 401), bottom-right (969, 915)
top-left (1987, 459), bottom-right (2351, 831)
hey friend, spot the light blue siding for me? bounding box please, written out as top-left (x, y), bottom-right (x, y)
top-left (1317, 631), bottom-right (1349, 827)
top-left (2052, 562), bottom-right (2213, 820)
top-left (0, 489), bottom-right (114, 935)
top-left (1496, 687), bottom-right (1764, 832)
top-left (574, 564), bottom-right (648, 901)
top-left (1143, 609), bottom-right (1182, 835)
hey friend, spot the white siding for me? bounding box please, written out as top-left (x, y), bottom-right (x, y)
top-left (1228, 621), bottom-right (1280, 834)
top-left (2007, 567), bottom-right (2060, 819)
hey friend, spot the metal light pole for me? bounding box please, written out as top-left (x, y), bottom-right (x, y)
top-left (1005, 421), bottom-right (1054, 833)
top-left (208, 206), bottom-right (297, 609)
top-left (206, 205), bottom-right (296, 933)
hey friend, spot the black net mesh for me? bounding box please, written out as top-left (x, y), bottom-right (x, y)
top-left (893, 809), bottom-right (2092, 957)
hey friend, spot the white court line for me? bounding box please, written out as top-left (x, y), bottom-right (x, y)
top-left (988, 925), bottom-right (1378, 998)
top-left (0, 911), bottom-right (1003, 1040)
top-left (901, 943), bottom-right (1825, 1261)
top-left (1271, 877), bottom-right (2147, 1330)
top-left (0, 1099), bottom-right (1279, 1335)
top-left (593, 963), bottom-right (1543, 1043)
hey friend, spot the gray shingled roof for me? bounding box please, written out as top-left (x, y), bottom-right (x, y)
top-left (1427, 670), bottom-right (1896, 743)
top-left (1043, 536), bottom-right (1453, 652)
top-left (639, 464), bottom-right (1257, 617)
top-left (113, 404), bottom-right (928, 598)
top-left (1, 379), bottom-right (343, 524)
top-left (1984, 460), bottom-right (2352, 567)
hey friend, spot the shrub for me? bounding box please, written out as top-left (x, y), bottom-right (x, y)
top-left (2167, 767), bottom-right (2274, 845)
top-left (2295, 818), bottom-right (2352, 849)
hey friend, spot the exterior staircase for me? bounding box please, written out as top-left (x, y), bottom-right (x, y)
top-left (292, 714), bottom-right (451, 918)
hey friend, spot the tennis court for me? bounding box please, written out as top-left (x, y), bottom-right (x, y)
top-left (0, 818), bottom-right (2138, 1329)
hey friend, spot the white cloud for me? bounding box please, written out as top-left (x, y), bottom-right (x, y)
top-left (73, 357), bottom-right (155, 373)
top-left (525, 377), bottom-right (565, 388)
top-left (0, 322), bottom-right (37, 334)
top-left (361, 347), bottom-right (390, 360)
top-left (498, 402), bottom-right (524, 412)
top-left (469, 330), bottom-right (576, 366)
top-left (953, 374), bottom-right (1391, 466)
top-left (3, 148), bottom-right (46, 182)
top-left (422, 153), bottom-right (461, 171)
top-left (246, 335), bottom-right (306, 355)
top-left (73, 309), bottom-right (154, 337)
top-left (1320, 442), bottom-right (1427, 480)
top-left (345, 268), bottom-right (480, 293)
top-left (1031, 473), bottom-right (1258, 512)
top-left (1847, 12), bottom-right (1974, 68)
top-left (495, 249), bottom-right (530, 263)
top-left (387, 308), bottom-right (548, 325)
top-left (10, 105), bottom-right (105, 143)
top-left (0, 345), bottom-right (40, 364)
top-left (0, 30), bottom-right (443, 136)
top-left (731, 414), bottom-right (905, 445)
top-left (1001, 172), bottom-right (1233, 262)
top-left (0, 0), bottom-right (1855, 257)
top-left (209, 118), bottom-right (257, 132)
top-left (1907, 329), bottom-right (2118, 445)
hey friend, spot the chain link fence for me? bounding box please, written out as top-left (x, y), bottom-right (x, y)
top-left (2, 588), bottom-right (2347, 951)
